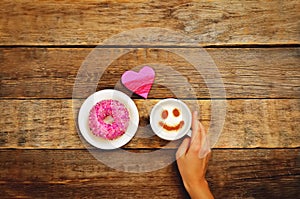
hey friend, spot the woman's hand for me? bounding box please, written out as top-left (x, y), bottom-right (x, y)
top-left (176, 111), bottom-right (214, 199)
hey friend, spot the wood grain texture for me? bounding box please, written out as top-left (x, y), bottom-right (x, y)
top-left (0, 99), bottom-right (299, 149)
top-left (1, 48), bottom-right (299, 99)
top-left (1, 1), bottom-right (299, 198)
top-left (0, 0), bottom-right (299, 46)
top-left (0, 149), bottom-right (299, 198)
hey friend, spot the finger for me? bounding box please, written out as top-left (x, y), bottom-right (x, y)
top-left (199, 121), bottom-right (206, 135)
top-left (202, 151), bottom-right (211, 173)
top-left (198, 121), bottom-right (206, 147)
top-left (198, 135), bottom-right (211, 158)
top-left (191, 111), bottom-right (200, 143)
top-left (176, 137), bottom-right (190, 159)
top-left (198, 121), bottom-right (211, 158)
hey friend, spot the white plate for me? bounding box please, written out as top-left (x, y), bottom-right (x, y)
top-left (78, 89), bottom-right (139, 149)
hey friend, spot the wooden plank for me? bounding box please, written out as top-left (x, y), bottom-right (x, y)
top-left (0, 0), bottom-right (299, 46)
top-left (0, 99), bottom-right (299, 149)
top-left (1, 48), bottom-right (299, 99)
top-left (0, 149), bottom-right (299, 198)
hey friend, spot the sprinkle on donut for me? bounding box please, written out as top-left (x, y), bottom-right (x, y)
top-left (88, 99), bottom-right (130, 140)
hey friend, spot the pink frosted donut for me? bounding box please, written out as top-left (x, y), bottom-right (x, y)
top-left (88, 99), bottom-right (130, 140)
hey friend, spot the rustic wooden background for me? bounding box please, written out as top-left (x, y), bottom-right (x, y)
top-left (0, 0), bottom-right (299, 198)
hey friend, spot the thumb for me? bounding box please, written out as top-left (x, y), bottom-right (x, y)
top-left (176, 137), bottom-right (190, 159)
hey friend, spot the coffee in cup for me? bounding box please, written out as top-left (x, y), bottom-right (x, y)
top-left (150, 98), bottom-right (192, 141)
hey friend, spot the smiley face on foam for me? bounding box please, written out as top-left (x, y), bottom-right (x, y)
top-left (159, 107), bottom-right (185, 132)
top-left (150, 98), bottom-right (192, 141)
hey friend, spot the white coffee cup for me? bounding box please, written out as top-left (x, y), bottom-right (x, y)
top-left (150, 98), bottom-right (192, 141)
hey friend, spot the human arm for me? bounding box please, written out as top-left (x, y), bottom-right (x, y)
top-left (176, 111), bottom-right (214, 199)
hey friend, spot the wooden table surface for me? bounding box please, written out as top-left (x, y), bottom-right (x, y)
top-left (1, 0), bottom-right (299, 198)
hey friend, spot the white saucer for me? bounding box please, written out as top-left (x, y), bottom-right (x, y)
top-left (78, 89), bottom-right (139, 149)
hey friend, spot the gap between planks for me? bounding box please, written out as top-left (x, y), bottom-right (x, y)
top-left (0, 44), bottom-right (300, 48)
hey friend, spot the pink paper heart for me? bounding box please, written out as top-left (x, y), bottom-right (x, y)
top-left (121, 66), bottom-right (155, 98)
